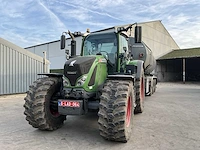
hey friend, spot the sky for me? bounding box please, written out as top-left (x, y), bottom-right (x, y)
top-left (0, 0), bottom-right (200, 49)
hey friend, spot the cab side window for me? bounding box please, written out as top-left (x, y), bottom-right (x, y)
top-left (119, 35), bottom-right (128, 53)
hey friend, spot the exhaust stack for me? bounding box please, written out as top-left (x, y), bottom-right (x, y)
top-left (135, 26), bottom-right (142, 43)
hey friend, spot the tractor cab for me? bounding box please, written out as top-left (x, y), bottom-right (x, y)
top-left (60, 26), bottom-right (134, 75)
top-left (81, 31), bottom-right (130, 74)
top-left (82, 32), bottom-right (118, 74)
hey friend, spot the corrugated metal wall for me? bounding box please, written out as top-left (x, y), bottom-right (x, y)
top-left (25, 36), bottom-right (83, 69)
top-left (0, 38), bottom-right (50, 95)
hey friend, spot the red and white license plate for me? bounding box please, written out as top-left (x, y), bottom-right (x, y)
top-left (58, 100), bottom-right (80, 108)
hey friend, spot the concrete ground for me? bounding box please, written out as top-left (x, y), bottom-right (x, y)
top-left (0, 82), bottom-right (200, 150)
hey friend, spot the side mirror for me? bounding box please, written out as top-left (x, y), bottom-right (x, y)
top-left (60, 35), bottom-right (66, 49)
top-left (135, 26), bottom-right (142, 43)
top-left (123, 47), bottom-right (127, 52)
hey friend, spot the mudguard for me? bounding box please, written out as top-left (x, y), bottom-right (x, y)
top-left (38, 73), bottom-right (63, 77)
top-left (135, 60), bottom-right (144, 79)
top-left (126, 60), bottom-right (144, 79)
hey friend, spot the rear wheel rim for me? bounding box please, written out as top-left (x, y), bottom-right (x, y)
top-left (126, 96), bottom-right (132, 127)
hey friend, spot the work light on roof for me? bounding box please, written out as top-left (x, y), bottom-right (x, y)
top-left (74, 31), bottom-right (82, 36)
top-left (117, 27), bottom-right (125, 32)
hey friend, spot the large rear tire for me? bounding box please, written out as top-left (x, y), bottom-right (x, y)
top-left (134, 73), bottom-right (145, 114)
top-left (24, 77), bottom-right (66, 130)
top-left (98, 80), bottom-right (135, 142)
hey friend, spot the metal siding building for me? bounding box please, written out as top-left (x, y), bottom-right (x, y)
top-left (26, 37), bottom-right (83, 69)
top-left (0, 38), bottom-right (49, 95)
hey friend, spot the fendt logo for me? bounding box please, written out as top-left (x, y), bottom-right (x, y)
top-left (69, 60), bottom-right (76, 67)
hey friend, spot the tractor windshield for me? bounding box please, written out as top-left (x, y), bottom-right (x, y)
top-left (83, 33), bottom-right (117, 57)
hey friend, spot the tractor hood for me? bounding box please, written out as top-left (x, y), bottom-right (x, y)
top-left (64, 56), bottom-right (96, 86)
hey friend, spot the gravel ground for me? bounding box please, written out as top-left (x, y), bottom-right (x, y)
top-left (0, 82), bottom-right (200, 150)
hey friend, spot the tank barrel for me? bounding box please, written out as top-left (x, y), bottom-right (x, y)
top-left (129, 39), bottom-right (156, 74)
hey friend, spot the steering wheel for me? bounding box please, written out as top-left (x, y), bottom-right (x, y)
top-left (96, 51), bottom-right (114, 67)
top-left (96, 51), bottom-right (108, 58)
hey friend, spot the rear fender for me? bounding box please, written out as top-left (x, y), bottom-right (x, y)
top-left (135, 60), bottom-right (144, 79)
top-left (107, 74), bottom-right (135, 83)
top-left (127, 60), bottom-right (144, 79)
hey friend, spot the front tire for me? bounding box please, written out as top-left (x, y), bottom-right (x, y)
top-left (98, 80), bottom-right (135, 142)
top-left (24, 77), bottom-right (66, 130)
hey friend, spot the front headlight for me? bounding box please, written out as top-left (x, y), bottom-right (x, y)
top-left (63, 77), bottom-right (70, 87)
top-left (76, 75), bottom-right (87, 86)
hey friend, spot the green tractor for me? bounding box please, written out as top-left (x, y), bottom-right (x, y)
top-left (24, 24), bottom-right (148, 142)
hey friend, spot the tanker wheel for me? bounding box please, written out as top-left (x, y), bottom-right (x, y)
top-left (24, 77), bottom-right (66, 130)
top-left (149, 81), bottom-right (153, 96)
top-left (153, 79), bottom-right (157, 93)
top-left (134, 73), bottom-right (145, 114)
top-left (98, 80), bottom-right (134, 142)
